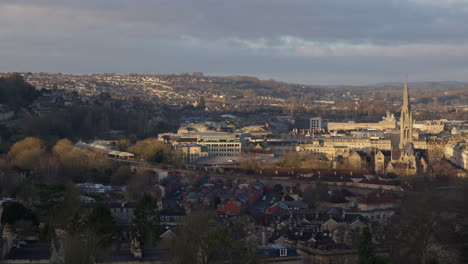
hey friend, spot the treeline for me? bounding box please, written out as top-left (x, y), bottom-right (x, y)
top-left (0, 76), bottom-right (179, 149)
top-left (20, 105), bottom-right (176, 140)
top-left (168, 74), bottom-right (326, 100)
top-left (384, 182), bottom-right (468, 264)
top-left (214, 76), bottom-right (325, 99)
top-left (0, 136), bottom-right (176, 197)
top-left (1, 182), bottom-right (161, 263)
top-left (0, 137), bottom-right (114, 193)
top-left (0, 73), bottom-right (39, 109)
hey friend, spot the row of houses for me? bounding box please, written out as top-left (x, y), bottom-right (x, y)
top-left (217, 180), bottom-right (265, 215)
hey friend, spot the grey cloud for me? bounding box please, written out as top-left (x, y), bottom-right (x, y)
top-left (3, 0), bottom-right (468, 43)
top-left (1, 0), bottom-right (468, 84)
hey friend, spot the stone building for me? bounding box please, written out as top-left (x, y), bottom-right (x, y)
top-left (327, 112), bottom-right (396, 131)
top-left (159, 132), bottom-right (242, 163)
top-left (373, 81), bottom-right (429, 176)
top-left (445, 142), bottom-right (468, 170)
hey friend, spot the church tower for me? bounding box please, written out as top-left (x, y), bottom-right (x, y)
top-left (399, 80), bottom-right (413, 148)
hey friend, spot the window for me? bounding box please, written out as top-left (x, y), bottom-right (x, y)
top-left (279, 248), bottom-right (287, 257)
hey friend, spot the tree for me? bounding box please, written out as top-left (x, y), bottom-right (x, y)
top-left (53, 183), bottom-right (83, 230)
top-left (280, 152), bottom-right (302, 168)
top-left (302, 182), bottom-right (330, 207)
top-left (460, 245), bottom-right (468, 264)
top-left (36, 155), bottom-right (63, 182)
top-left (110, 166), bottom-right (133, 186)
top-left (115, 138), bottom-right (128, 151)
top-left (128, 138), bottom-right (171, 163)
top-left (239, 154), bottom-right (260, 174)
top-left (385, 184), bottom-right (468, 264)
top-left (52, 138), bottom-right (74, 156)
top-left (126, 170), bottom-right (155, 201)
top-left (358, 227), bottom-right (376, 264)
top-left (171, 212), bottom-right (257, 264)
top-left (86, 204), bottom-right (116, 246)
top-left (373, 256), bottom-right (395, 264)
top-left (59, 204), bottom-right (115, 264)
top-left (171, 212), bottom-right (229, 264)
top-left (61, 231), bottom-right (100, 264)
top-left (52, 138), bottom-right (112, 181)
top-left (0, 168), bottom-right (24, 196)
top-left (132, 195), bottom-right (160, 247)
top-left (0, 74), bottom-right (39, 109)
top-left (302, 153), bottom-right (329, 169)
top-left (1, 202), bottom-right (38, 226)
top-left (8, 137), bottom-right (45, 169)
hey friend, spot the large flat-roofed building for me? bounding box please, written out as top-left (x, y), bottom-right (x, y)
top-left (328, 120), bottom-right (396, 131)
top-left (350, 131), bottom-right (385, 139)
top-left (413, 120), bottom-right (445, 134)
top-left (296, 137), bottom-right (392, 159)
top-left (176, 145), bottom-right (209, 163)
top-left (186, 132), bottom-right (242, 157)
top-left (320, 137), bottom-right (392, 150)
top-left (160, 132), bottom-right (242, 159)
top-left (294, 117), bottom-right (323, 131)
top-left (327, 112), bottom-right (396, 131)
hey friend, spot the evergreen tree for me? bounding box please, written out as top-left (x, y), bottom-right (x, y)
top-left (87, 203), bottom-right (115, 244)
top-left (358, 227), bottom-right (376, 264)
top-left (0, 202), bottom-right (38, 225)
top-left (132, 195), bottom-right (160, 247)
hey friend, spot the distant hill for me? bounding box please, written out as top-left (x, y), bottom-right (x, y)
top-left (371, 81), bottom-right (468, 89)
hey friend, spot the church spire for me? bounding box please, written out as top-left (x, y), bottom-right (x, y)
top-left (403, 79), bottom-right (409, 108)
top-left (399, 79), bottom-right (413, 149)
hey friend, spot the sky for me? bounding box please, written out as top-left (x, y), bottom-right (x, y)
top-left (1, 0), bottom-right (468, 85)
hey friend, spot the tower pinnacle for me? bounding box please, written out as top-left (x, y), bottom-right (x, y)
top-left (403, 79), bottom-right (409, 107)
top-left (399, 79), bottom-right (413, 149)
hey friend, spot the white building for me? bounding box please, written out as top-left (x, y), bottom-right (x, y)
top-left (445, 142), bottom-right (468, 170)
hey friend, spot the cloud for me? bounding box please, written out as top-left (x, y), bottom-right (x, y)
top-left (0, 0), bottom-right (468, 84)
top-left (3, 0), bottom-right (468, 43)
top-left (410, 0), bottom-right (468, 6)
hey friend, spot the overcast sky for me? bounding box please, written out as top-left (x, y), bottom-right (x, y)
top-left (1, 0), bottom-right (468, 84)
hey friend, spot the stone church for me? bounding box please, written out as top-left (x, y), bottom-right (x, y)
top-left (374, 81), bottom-right (428, 176)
